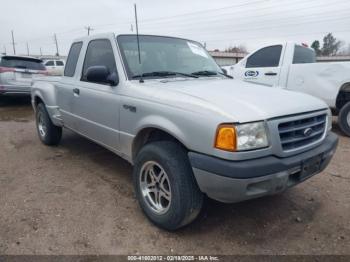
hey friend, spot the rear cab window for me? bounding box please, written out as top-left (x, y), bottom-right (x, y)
top-left (246, 45), bottom-right (282, 68)
top-left (293, 45), bottom-right (316, 64)
top-left (64, 42), bottom-right (83, 77)
top-left (0, 56), bottom-right (45, 70)
top-left (56, 60), bottom-right (64, 66)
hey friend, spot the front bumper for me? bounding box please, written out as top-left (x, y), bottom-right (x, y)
top-left (188, 132), bottom-right (338, 203)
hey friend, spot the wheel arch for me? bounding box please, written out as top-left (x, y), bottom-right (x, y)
top-left (336, 82), bottom-right (350, 110)
top-left (33, 95), bottom-right (44, 108)
top-left (132, 126), bottom-right (189, 162)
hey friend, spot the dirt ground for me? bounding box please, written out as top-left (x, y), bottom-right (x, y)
top-left (0, 96), bottom-right (349, 255)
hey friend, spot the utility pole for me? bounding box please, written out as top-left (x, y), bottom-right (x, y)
top-left (54, 34), bottom-right (59, 56)
top-left (40, 47), bottom-right (43, 56)
top-left (26, 42), bottom-right (30, 56)
top-left (3, 45), bottom-right (6, 55)
top-left (11, 30), bottom-right (16, 55)
top-left (85, 26), bottom-right (94, 36)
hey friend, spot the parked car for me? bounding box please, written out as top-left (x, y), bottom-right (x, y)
top-left (31, 33), bottom-right (338, 230)
top-left (228, 42), bottom-right (350, 136)
top-left (43, 59), bottom-right (65, 76)
top-left (0, 55), bottom-right (47, 96)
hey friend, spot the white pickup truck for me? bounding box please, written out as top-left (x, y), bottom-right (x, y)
top-left (227, 42), bottom-right (350, 136)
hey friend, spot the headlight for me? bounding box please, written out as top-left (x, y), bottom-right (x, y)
top-left (235, 122), bottom-right (269, 151)
top-left (327, 109), bottom-right (332, 132)
top-left (214, 122), bottom-right (269, 152)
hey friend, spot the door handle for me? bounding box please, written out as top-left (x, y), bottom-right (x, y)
top-left (73, 88), bottom-right (80, 95)
top-left (265, 72), bottom-right (277, 76)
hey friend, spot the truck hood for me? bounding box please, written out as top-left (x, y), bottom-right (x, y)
top-left (137, 78), bottom-right (328, 123)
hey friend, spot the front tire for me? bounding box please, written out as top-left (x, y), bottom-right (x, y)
top-left (133, 141), bottom-right (203, 230)
top-left (35, 103), bottom-right (62, 145)
top-left (338, 101), bottom-right (350, 137)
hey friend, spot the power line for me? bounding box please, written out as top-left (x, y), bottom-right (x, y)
top-left (89, 0), bottom-right (268, 29)
top-left (137, 0), bottom-right (349, 29)
top-left (4, 0), bottom-right (348, 47)
top-left (155, 14), bottom-right (350, 39)
top-left (204, 29), bottom-right (350, 44)
top-left (2, 0), bottom-right (349, 54)
top-left (139, 0), bottom-right (267, 23)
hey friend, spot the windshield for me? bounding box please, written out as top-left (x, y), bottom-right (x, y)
top-left (117, 35), bottom-right (222, 79)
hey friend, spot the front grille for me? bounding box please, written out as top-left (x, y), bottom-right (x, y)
top-left (278, 114), bottom-right (327, 151)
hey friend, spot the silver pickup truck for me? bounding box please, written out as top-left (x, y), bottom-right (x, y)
top-left (32, 33), bottom-right (338, 230)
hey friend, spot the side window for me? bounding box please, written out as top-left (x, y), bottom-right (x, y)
top-left (293, 45), bottom-right (316, 64)
top-left (64, 42), bottom-right (83, 77)
top-left (45, 60), bottom-right (54, 66)
top-left (81, 39), bottom-right (117, 83)
top-left (246, 45), bottom-right (282, 68)
top-left (56, 60), bottom-right (64, 66)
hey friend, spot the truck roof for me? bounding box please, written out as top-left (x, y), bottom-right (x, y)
top-left (71, 32), bottom-right (201, 45)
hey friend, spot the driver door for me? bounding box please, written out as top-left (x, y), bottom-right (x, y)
top-left (70, 39), bottom-right (121, 150)
top-left (241, 45), bottom-right (283, 87)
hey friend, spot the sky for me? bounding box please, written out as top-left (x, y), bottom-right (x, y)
top-left (1, 0), bottom-right (350, 56)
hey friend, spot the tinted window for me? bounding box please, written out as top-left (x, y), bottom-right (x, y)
top-left (293, 45), bottom-right (316, 64)
top-left (81, 39), bottom-right (117, 82)
top-left (0, 57), bottom-right (45, 70)
top-left (64, 42), bottom-right (83, 77)
top-left (45, 61), bottom-right (54, 66)
top-left (56, 60), bottom-right (64, 66)
top-left (246, 45), bottom-right (282, 68)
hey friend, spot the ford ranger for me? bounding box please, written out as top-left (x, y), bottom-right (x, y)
top-left (227, 42), bottom-right (350, 136)
top-left (31, 34), bottom-right (338, 230)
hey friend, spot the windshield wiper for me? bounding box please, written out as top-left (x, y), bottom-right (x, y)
top-left (192, 70), bottom-right (233, 79)
top-left (218, 71), bottom-right (233, 79)
top-left (132, 71), bottom-right (198, 79)
top-left (191, 70), bottom-right (218, 77)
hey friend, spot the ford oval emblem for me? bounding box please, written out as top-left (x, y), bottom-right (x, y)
top-left (303, 128), bottom-right (313, 137)
top-left (245, 70), bottom-right (259, 77)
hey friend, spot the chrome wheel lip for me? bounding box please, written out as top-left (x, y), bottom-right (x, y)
top-left (139, 161), bottom-right (172, 215)
top-left (37, 112), bottom-right (47, 138)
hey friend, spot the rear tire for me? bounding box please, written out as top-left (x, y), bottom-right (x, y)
top-left (35, 103), bottom-right (62, 145)
top-left (338, 101), bottom-right (350, 137)
top-left (133, 141), bottom-right (203, 230)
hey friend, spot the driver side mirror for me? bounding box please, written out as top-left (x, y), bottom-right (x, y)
top-left (86, 66), bottom-right (119, 86)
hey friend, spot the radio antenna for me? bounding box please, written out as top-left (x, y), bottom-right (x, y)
top-left (134, 4), bottom-right (144, 83)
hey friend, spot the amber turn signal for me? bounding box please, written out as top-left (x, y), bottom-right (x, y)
top-left (214, 124), bottom-right (237, 151)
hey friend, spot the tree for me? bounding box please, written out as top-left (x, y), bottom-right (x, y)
top-left (311, 40), bottom-right (321, 55)
top-left (321, 33), bottom-right (342, 56)
top-left (225, 45), bottom-right (247, 53)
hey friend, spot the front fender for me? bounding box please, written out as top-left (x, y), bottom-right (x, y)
top-left (119, 114), bottom-right (189, 163)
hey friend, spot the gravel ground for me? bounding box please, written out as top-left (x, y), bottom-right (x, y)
top-left (0, 96), bottom-right (349, 255)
